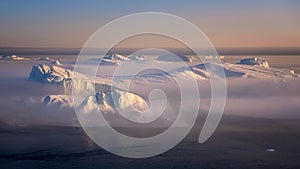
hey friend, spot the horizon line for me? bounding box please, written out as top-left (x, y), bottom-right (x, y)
top-left (1, 47), bottom-right (300, 55)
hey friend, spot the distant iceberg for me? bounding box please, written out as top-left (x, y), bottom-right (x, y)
top-left (88, 54), bottom-right (128, 65)
top-left (127, 55), bottom-right (145, 61)
top-left (103, 54), bottom-right (128, 61)
top-left (237, 57), bottom-right (269, 68)
top-left (44, 95), bottom-right (73, 107)
top-left (89, 54), bottom-right (145, 65)
top-left (171, 58), bottom-right (298, 80)
top-left (0, 54), bottom-right (25, 60)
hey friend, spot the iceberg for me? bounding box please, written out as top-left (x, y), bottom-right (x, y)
top-left (95, 88), bottom-right (148, 113)
top-left (29, 64), bottom-right (73, 85)
top-left (171, 59), bottom-right (298, 80)
top-left (237, 57), bottom-right (269, 68)
top-left (103, 54), bottom-right (128, 61)
top-left (0, 54), bottom-right (25, 60)
top-left (127, 55), bottom-right (145, 61)
top-left (29, 65), bottom-right (149, 116)
top-left (93, 54), bottom-right (129, 65)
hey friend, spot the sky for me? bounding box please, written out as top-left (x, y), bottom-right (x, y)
top-left (0, 0), bottom-right (300, 48)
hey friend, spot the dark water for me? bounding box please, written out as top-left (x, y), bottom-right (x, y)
top-left (1, 116), bottom-right (300, 169)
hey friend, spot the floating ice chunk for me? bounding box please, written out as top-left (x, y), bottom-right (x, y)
top-left (265, 148), bottom-right (276, 152)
